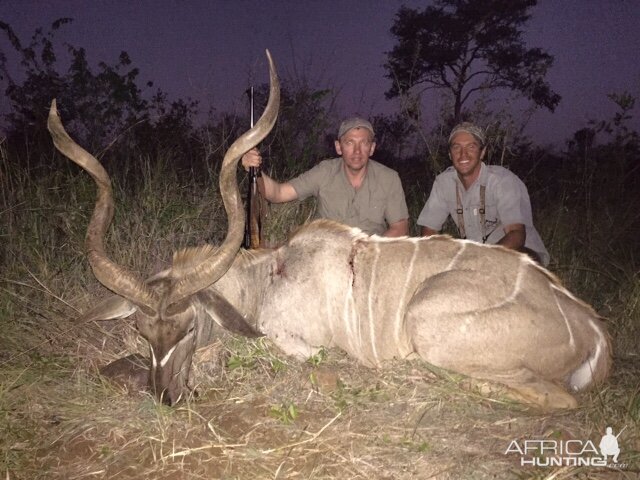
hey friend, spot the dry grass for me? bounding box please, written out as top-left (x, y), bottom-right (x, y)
top-left (2, 303), bottom-right (639, 479)
top-left (1, 144), bottom-right (639, 479)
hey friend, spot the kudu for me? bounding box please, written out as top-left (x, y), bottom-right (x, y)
top-left (48, 51), bottom-right (611, 409)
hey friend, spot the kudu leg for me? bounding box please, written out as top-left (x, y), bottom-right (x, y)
top-left (456, 371), bottom-right (578, 410)
top-left (403, 270), bottom-right (579, 409)
top-left (492, 372), bottom-right (578, 409)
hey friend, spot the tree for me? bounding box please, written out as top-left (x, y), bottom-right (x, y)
top-left (1, 19), bottom-right (151, 153)
top-left (385, 0), bottom-right (561, 124)
top-left (0, 18), bottom-right (205, 174)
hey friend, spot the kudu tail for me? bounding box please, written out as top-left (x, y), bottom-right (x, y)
top-left (567, 308), bottom-right (612, 391)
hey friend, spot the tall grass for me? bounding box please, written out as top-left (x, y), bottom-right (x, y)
top-left (1, 131), bottom-right (638, 364)
top-left (0, 134), bottom-right (638, 477)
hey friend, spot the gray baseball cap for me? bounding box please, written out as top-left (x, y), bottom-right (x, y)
top-left (448, 122), bottom-right (486, 146)
top-left (338, 117), bottom-right (375, 139)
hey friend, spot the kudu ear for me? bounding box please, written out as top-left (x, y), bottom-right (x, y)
top-left (78, 295), bottom-right (138, 322)
top-left (199, 290), bottom-right (263, 338)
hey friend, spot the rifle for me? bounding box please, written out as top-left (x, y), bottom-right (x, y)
top-left (243, 86), bottom-right (263, 249)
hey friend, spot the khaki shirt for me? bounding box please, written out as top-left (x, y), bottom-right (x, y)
top-left (417, 162), bottom-right (550, 265)
top-left (290, 158), bottom-right (408, 235)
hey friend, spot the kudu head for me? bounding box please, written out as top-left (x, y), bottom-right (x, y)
top-left (48, 51), bottom-right (280, 405)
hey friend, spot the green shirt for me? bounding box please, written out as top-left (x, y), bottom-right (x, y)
top-left (289, 158), bottom-right (409, 235)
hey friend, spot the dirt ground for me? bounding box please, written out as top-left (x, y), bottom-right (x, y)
top-left (1, 312), bottom-right (638, 480)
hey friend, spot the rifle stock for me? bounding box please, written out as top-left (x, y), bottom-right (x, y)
top-left (244, 166), bottom-right (262, 249)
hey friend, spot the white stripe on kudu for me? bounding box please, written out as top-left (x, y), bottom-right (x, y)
top-left (367, 242), bottom-right (381, 366)
top-left (395, 241), bottom-right (419, 351)
top-left (160, 344), bottom-right (177, 368)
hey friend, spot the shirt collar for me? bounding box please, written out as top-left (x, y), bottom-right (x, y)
top-left (340, 157), bottom-right (370, 190)
top-left (454, 161), bottom-right (487, 190)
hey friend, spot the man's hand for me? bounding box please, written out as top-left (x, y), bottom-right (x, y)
top-left (384, 219), bottom-right (409, 237)
top-left (240, 148), bottom-right (298, 204)
top-left (241, 148), bottom-right (262, 172)
top-left (498, 223), bottom-right (526, 250)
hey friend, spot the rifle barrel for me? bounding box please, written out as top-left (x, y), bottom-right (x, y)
top-left (244, 85), bottom-right (262, 249)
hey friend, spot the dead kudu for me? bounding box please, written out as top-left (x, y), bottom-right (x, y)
top-left (48, 51), bottom-right (611, 409)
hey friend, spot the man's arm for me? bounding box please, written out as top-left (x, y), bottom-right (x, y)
top-left (417, 176), bottom-right (449, 237)
top-left (242, 148), bottom-right (299, 203)
top-left (383, 219), bottom-right (409, 237)
top-left (256, 174), bottom-right (298, 203)
top-left (420, 226), bottom-right (439, 237)
top-left (494, 174), bottom-right (531, 251)
top-left (380, 170), bottom-right (410, 237)
top-left (497, 223), bottom-right (526, 250)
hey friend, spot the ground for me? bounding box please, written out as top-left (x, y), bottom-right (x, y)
top-left (1, 309), bottom-right (638, 480)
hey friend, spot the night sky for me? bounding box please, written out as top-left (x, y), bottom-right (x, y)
top-left (3, 0), bottom-right (639, 146)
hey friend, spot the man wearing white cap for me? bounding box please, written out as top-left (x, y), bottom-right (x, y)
top-left (417, 122), bottom-right (549, 265)
top-left (241, 117), bottom-right (409, 237)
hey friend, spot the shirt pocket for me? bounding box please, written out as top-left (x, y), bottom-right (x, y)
top-left (365, 193), bottom-right (387, 223)
top-left (471, 201), bottom-right (500, 236)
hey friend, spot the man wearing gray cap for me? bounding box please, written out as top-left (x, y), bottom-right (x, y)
top-left (241, 117), bottom-right (409, 237)
top-left (417, 122), bottom-right (549, 265)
